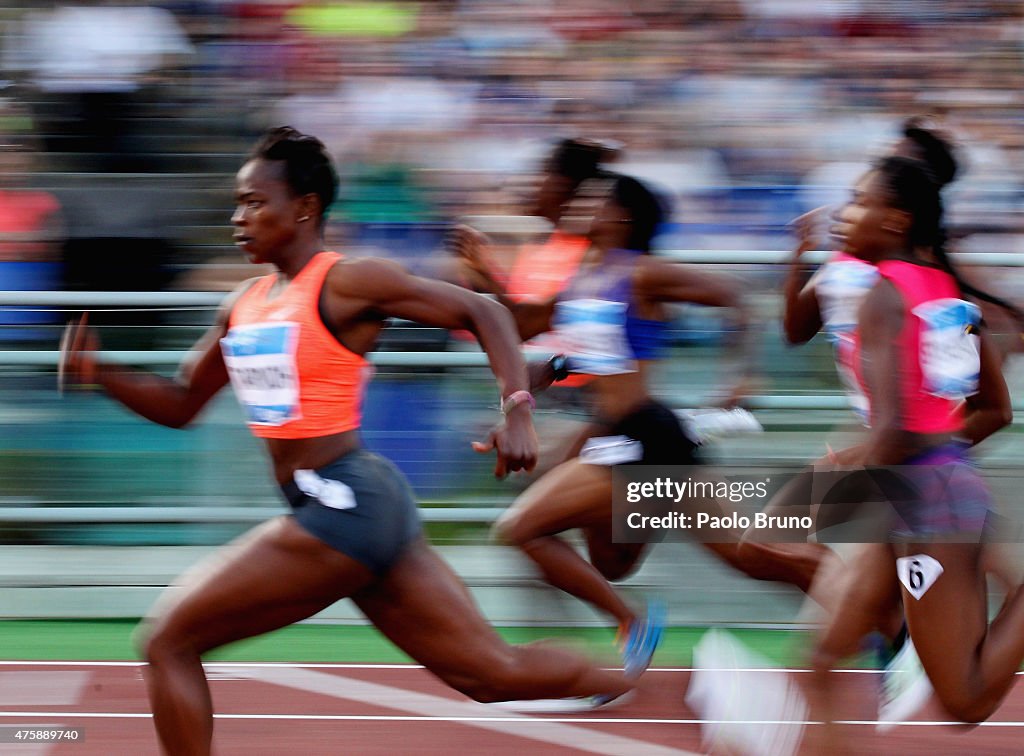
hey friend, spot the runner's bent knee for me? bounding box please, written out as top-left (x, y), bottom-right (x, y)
top-left (492, 506), bottom-right (527, 545)
top-left (493, 498), bottom-right (548, 545)
top-left (139, 611), bottom-right (199, 664)
top-left (588, 540), bottom-right (644, 581)
top-left (937, 688), bottom-right (998, 725)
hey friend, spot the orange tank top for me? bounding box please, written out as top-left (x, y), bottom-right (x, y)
top-left (507, 230), bottom-right (591, 303)
top-left (221, 251), bottom-right (371, 439)
top-left (509, 230), bottom-right (593, 387)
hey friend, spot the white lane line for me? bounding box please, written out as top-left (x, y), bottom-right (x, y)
top-left (0, 662), bottom-right (143, 668)
top-left (225, 665), bottom-right (698, 756)
top-left (0, 661), bottom-right (966, 675)
top-left (0, 713), bottom-right (150, 719)
top-left (1, 711), bottom-right (1024, 728)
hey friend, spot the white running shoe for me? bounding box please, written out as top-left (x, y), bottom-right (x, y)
top-left (486, 690), bottom-right (635, 713)
top-left (877, 638), bottom-right (933, 732)
top-left (685, 629), bottom-right (807, 756)
top-left (676, 407), bottom-right (763, 445)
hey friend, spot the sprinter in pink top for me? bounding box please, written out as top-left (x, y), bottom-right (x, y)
top-left (784, 117), bottom-right (963, 422)
top-left (853, 258), bottom-right (978, 434)
top-left (745, 120), bottom-right (964, 653)
top-left (806, 155), bottom-right (1024, 742)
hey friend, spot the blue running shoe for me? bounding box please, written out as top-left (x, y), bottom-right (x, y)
top-left (588, 688), bottom-right (636, 710)
top-left (868, 623), bottom-right (908, 669)
top-left (622, 600), bottom-right (666, 679)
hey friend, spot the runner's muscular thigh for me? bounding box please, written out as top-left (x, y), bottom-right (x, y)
top-left (503, 459), bottom-right (613, 534)
top-left (352, 539), bottom-right (512, 675)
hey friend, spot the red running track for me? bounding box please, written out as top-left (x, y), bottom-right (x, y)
top-left (0, 662), bottom-right (1021, 754)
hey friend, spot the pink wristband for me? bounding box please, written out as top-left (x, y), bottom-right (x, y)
top-left (500, 390), bottom-right (535, 416)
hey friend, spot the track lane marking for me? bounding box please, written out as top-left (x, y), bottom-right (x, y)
top-left (222, 665), bottom-right (699, 756)
top-left (2, 712), bottom-right (1024, 727)
top-left (1, 660), bottom-right (976, 675)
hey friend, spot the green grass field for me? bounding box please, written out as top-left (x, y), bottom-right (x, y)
top-left (0, 620), bottom-right (825, 667)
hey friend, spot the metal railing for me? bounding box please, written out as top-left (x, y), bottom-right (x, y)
top-left (0, 505), bottom-right (502, 524)
top-left (3, 262), bottom-right (1023, 528)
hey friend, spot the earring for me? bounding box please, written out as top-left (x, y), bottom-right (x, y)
top-left (298, 215), bottom-right (310, 222)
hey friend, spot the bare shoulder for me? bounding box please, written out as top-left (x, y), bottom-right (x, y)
top-left (318, 253), bottom-right (490, 331)
top-left (632, 255), bottom-right (719, 294)
top-left (215, 275), bottom-right (265, 326)
top-left (327, 256), bottom-right (410, 296)
top-left (634, 256), bottom-right (663, 271)
top-left (229, 274), bottom-right (266, 298)
top-left (863, 276), bottom-right (903, 312)
top-left (632, 255), bottom-right (671, 283)
top-left (860, 277), bottom-right (904, 333)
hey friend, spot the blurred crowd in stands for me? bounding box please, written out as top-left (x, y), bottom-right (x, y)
top-left (0, 0), bottom-right (1019, 306)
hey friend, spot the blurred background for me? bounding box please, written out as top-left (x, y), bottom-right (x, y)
top-left (0, 0), bottom-right (1022, 627)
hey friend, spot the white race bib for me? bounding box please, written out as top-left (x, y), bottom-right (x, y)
top-left (555, 298), bottom-right (635, 375)
top-left (833, 337), bottom-right (870, 424)
top-left (913, 298), bottom-right (981, 399)
top-left (897, 554), bottom-right (944, 600)
top-left (817, 259), bottom-right (879, 344)
top-left (221, 322), bottom-right (302, 426)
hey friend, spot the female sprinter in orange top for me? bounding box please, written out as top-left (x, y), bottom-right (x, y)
top-left (59, 127), bottom-right (631, 756)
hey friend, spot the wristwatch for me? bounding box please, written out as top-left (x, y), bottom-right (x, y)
top-left (548, 354), bottom-right (570, 382)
